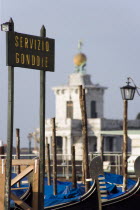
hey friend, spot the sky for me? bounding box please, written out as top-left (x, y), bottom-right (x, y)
top-left (0, 0), bottom-right (140, 148)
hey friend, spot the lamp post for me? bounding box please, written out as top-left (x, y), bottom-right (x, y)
top-left (120, 77), bottom-right (136, 191)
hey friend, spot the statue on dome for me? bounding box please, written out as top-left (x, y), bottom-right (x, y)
top-left (73, 41), bottom-right (87, 74)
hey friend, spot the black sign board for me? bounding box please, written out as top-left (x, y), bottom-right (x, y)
top-left (6, 31), bottom-right (55, 71)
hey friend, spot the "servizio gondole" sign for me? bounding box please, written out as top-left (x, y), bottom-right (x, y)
top-left (6, 31), bottom-right (55, 71)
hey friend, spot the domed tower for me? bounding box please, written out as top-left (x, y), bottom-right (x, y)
top-left (53, 42), bottom-right (107, 120)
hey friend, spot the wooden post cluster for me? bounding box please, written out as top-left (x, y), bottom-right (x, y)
top-left (122, 100), bottom-right (128, 192)
top-left (79, 85), bottom-right (90, 192)
top-left (52, 118), bottom-right (57, 195)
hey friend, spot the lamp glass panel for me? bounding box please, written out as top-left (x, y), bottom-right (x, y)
top-left (1, 24), bottom-right (9, 31)
top-left (121, 88), bottom-right (135, 100)
top-left (124, 89), bottom-right (132, 100)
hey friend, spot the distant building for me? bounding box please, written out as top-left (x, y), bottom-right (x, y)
top-left (3, 144), bottom-right (16, 155)
top-left (31, 47), bottom-right (140, 160)
top-left (20, 147), bottom-right (34, 154)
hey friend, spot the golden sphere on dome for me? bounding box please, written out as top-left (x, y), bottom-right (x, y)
top-left (73, 53), bottom-right (87, 66)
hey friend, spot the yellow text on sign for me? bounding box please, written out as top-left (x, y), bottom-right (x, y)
top-left (15, 36), bottom-right (49, 52)
top-left (15, 53), bottom-right (48, 68)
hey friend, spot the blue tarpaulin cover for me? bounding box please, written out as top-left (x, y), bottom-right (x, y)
top-left (44, 173), bottom-right (137, 207)
top-left (10, 172), bottom-right (137, 208)
top-left (44, 178), bottom-right (85, 207)
top-left (104, 172), bottom-right (136, 199)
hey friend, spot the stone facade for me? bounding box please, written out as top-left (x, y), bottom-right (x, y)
top-left (32, 53), bottom-right (140, 161)
top-left (53, 73), bottom-right (106, 120)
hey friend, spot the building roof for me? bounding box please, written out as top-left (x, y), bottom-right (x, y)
top-left (101, 130), bottom-right (140, 135)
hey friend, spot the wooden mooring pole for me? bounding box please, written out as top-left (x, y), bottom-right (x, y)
top-left (79, 87), bottom-right (85, 184)
top-left (52, 118), bottom-right (57, 195)
top-left (16, 128), bottom-right (20, 188)
top-left (79, 85), bottom-right (90, 192)
top-left (71, 146), bottom-right (77, 188)
top-left (46, 143), bottom-right (51, 185)
top-left (0, 140), bottom-right (4, 159)
top-left (28, 133), bottom-right (32, 156)
top-left (39, 25), bottom-right (46, 209)
top-left (4, 18), bottom-right (14, 210)
top-left (16, 128), bottom-right (20, 175)
top-left (100, 135), bottom-right (104, 163)
top-left (82, 161), bottom-right (85, 184)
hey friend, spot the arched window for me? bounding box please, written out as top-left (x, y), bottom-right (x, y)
top-left (66, 101), bottom-right (73, 119)
top-left (91, 101), bottom-right (97, 118)
top-left (88, 137), bottom-right (97, 152)
top-left (56, 137), bottom-right (62, 154)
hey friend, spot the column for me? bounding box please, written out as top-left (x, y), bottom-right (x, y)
top-left (62, 137), bottom-right (67, 159)
top-left (96, 134), bottom-right (102, 153)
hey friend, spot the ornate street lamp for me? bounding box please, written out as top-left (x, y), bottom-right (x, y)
top-left (120, 78), bottom-right (136, 100)
top-left (120, 77), bottom-right (137, 192)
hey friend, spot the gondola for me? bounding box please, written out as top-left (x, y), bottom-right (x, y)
top-left (102, 156), bottom-right (140, 210)
top-left (44, 156), bottom-right (140, 210)
top-left (44, 179), bottom-right (99, 210)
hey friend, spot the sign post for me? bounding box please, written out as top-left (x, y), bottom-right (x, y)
top-left (4, 18), bottom-right (14, 210)
top-left (39, 25), bottom-right (46, 209)
top-left (2, 18), bottom-right (55, 209)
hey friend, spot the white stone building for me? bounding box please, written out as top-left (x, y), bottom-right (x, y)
top-left (32, 51), bottom-right (140, 161)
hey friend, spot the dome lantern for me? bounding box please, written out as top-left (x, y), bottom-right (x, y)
top-left (73, 41), bottom-right (87, 74)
